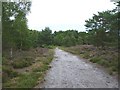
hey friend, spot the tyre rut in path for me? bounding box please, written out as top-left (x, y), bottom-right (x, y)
top-left (39, 48), bottom-right (118, 88)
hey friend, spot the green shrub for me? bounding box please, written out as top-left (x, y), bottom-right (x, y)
top-left (98, 60), bottom-right (110, 67)
top-left (110, 66), bottom-right (118, 72)
top-left (90, 57), bottom-right (101, 63)
top-left (97, 60), bottom-right (104, 65)
top-left (82, 52), bottom-right (90, 59)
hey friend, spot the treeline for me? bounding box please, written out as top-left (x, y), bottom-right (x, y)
top-left (53, 4), bottom-right (119, 48)
top-left (2, 0), bottom-right (88, 52)
top-left (3, 2), bottom-right (119, 54)
top-left (53, 30), bottom-right (88, 46)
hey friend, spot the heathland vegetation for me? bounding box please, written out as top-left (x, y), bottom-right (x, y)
top-left (2, 1), bottom-right (119, 88)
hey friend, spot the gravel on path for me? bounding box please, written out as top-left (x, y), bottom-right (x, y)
top-left (40, 48), bottom-right (118, 88)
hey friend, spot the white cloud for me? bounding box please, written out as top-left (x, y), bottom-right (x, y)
top-left (27, 0), bottom-right (116, 32)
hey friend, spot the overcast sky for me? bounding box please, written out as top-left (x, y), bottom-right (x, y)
top-left (26, 0), bottom-right (116, 32)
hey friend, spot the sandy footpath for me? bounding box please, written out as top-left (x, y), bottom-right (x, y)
top-left (40, 48), bottom-right (118, 88)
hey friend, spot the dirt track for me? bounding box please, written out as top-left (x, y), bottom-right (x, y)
top-left (40, 48), bottom-right (118, 88)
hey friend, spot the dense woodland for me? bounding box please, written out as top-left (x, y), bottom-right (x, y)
top-left (2, 1), bottom-right (119, 87)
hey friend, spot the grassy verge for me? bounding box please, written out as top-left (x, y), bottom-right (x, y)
top-left (61, 45), bottom-right (118, 75)
top-left (3, 48), bottom-right (54, 88)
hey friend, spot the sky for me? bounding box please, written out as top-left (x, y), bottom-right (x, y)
top-left (26, 0), bottom-right (116, 32)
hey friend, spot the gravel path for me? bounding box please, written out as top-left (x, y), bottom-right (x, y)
top-left (41, 48), bottom-right (118, 88)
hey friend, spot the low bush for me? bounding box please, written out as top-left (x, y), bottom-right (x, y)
top-left (98, 60), bottom-right (110, 67)
top-left (90, 57), bottom-right (101, 63)
top-left (111, 66), bottom-right (118, 72)
top-left (12, 58), bottom-right (33, 68)
top-left (82, 52), bottom-right (90, 59)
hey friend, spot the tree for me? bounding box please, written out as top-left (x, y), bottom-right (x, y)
top-left (2, 2), bottom-right (31, 57)
top-left (85, 8), bottom-right (118, 48)
top-left (78, 32), bottom-right (88, 45)
top-left (37, 27), bottom-right (53, 47)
